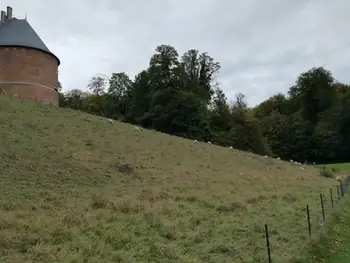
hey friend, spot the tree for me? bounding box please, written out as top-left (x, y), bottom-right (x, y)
top-left (56, 70), bottom-right (63, 92)
top-left (125, 70), bottom-right (152, 125)
top-left (232, 93), bottom-right (247, 110)
top-left (148, 89), bottom-right (210, 139)
top-left (83, 94), bottom-right (108, 117)
top-left (105, 72), bottom-right (134, 119)
top-left (108, 72), bottom-right (132, 99)
top-left (56, 77), bottom-right (64, 106)
top-left (149, 45), bottom-right (180, 84)
top-left (181, 49), bottom-right (220, 103)
top-left (88, 74), bottom-right (107, 96)
top-left (254, 93), bottom-right (290, 119)
top-left (210, 88), bottom-right (232, 143)
top-left (63, 89), bottom-right (88, 110)
top-left (130, 45), bottom-right (212, 139)
top-left (58, 91), bottom-right (66, 107)
top-left (288, 67), bottom-right (336, 124)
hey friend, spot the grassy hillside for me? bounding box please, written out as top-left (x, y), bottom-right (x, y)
top-left (0, 97), bottom-right (341, 263)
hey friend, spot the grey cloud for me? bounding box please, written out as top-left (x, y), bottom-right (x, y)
top-left (4, 0), bottom-right (350, 106)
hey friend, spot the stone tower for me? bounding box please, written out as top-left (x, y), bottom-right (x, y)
top-left (0, 6), bottom-right (60, 105)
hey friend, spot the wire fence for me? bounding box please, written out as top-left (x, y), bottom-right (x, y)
top-left (225, 175), bottom-right (350, 263)
top-left (261, 175), bottom-right (350, 263)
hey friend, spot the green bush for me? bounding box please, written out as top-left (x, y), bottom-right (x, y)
top-left (319, 167), bottom-right (334, 178)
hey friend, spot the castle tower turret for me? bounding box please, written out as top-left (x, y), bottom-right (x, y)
top-left (0, 6), bottom-right (60, 105)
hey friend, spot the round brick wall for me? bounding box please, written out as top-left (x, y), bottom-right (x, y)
top-left (0, 47), bottom-right (59, 105)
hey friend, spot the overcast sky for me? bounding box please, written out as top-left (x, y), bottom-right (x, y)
top-left (3, 0), bottom-right (350, 106)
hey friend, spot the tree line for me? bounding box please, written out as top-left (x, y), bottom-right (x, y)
top-left (57, 44), bottom-right (350, 164)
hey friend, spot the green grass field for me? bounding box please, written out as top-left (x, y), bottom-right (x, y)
top-left (318, 163), bottom-right (350, 173)
top-left (0, 97), bottom-right (343, 263)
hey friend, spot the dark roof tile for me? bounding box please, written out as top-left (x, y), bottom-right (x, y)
top-left (0, 18), bottom-right (60, 65)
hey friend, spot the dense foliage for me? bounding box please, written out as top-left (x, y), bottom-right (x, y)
top-left (58, 44), bottom-right (350, 163)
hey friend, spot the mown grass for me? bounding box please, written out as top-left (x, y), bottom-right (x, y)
top-left (296, 196), bottom-right (350, 263)
top-left (0, 96), bottom-right (342, 263)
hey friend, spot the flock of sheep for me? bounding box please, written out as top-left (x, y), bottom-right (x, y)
top-left (106, 117), bottom-right (326, 173)
top-left (194, 139), bottom-right (234, 150)
top-left (105, 117), bottom-right (347, 186)
top-left (195, 139), bottom-right (315, 172)
top-left (107, 118), bottom-right (142, 131)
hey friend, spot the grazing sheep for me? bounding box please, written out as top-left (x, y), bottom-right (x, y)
top-left (300, 167), bottom-right (304, 171)
top-left (207, 141), bottom-right (212, 144)
top-left (264, 155), bottom-right (268, 158)
top-left (134, 126), bottom-right (141, 131)
top-left (313, 162), bottom-right (316, 165)
top-left (277, 157), bottom-right (281, 160)
top-left (290, 159), bottom-right (294, 163)
top-left (229, 146), bottom-right (233, 149)
top-left (194, 140), bottom-right (198, 143)
top-left (107, 118), bottom-right (114, 124)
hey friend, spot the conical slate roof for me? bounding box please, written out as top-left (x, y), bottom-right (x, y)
top-left (0, 18), bottom-right (60, 65)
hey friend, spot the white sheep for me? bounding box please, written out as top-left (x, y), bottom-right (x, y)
top-left (264, 155), bottom-right (268, 158)
top-left (300, 167), bottom-right (304, 171)
top-left (207, 141), bottom-right (212, 144)
top-left (194, 140), bottom-right (198, 143)
top-left (107, 118), bottom-right (114, 123)
top-left (290, 159), bottom-right (294, 163)
top-left (277, 157), bottom-right (281, 160)
top-left (336, 176), bottom-right (342, 182)
top-left (229, 146), bottom-right (233, 149)
top-left (134, 126), bottom-right (141, 131)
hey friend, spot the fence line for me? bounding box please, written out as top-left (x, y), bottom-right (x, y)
top-left (262, 175), bottom-right (350, 263)
top-left (306, 204), bottom-right (311, 237)
top-left (265, 224), bottom-right (272, 263)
